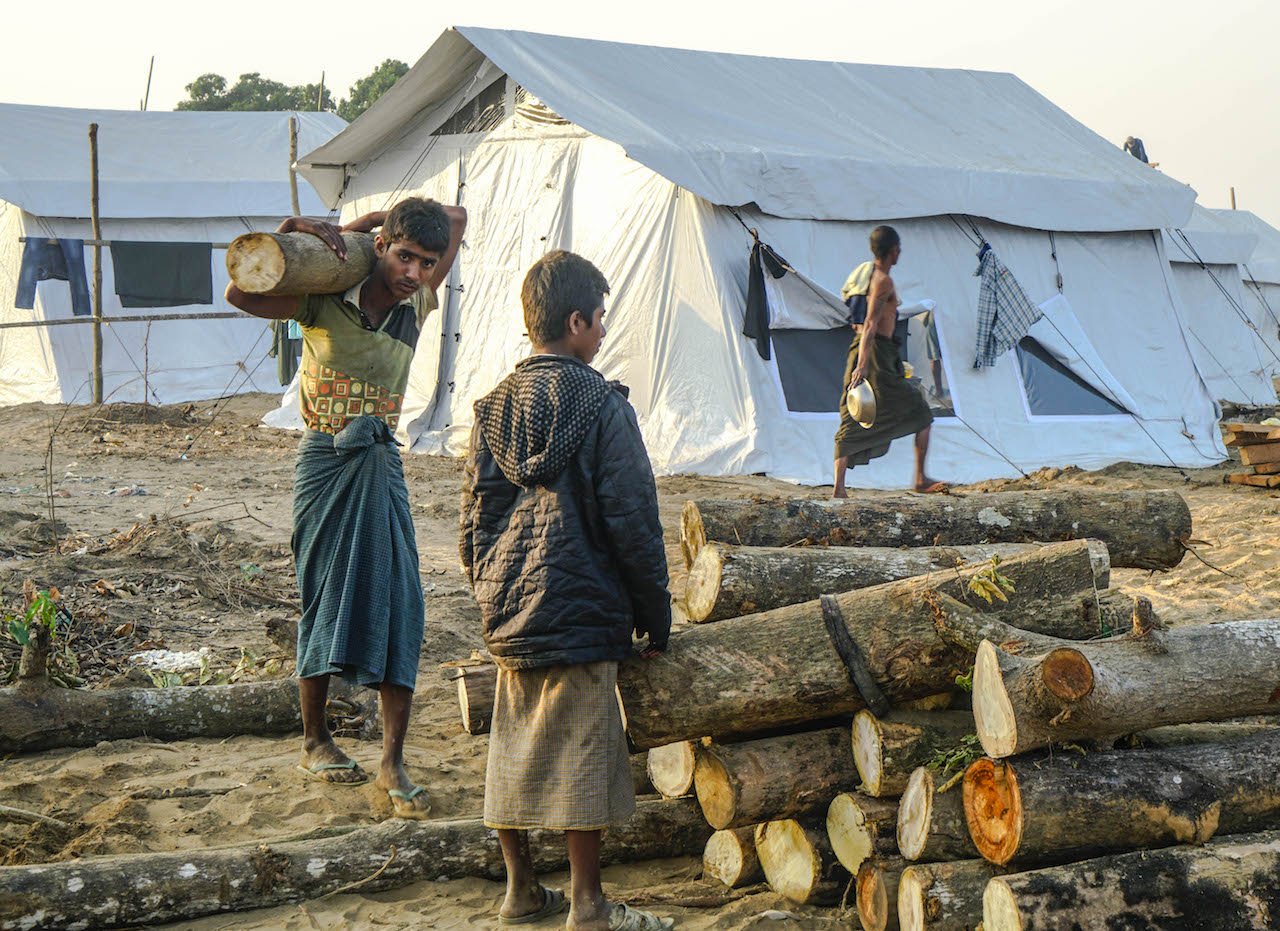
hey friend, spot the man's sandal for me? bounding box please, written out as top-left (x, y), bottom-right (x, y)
top-left (498, 886), bottom-right (568, 925)
top-left (609, 903), bottom-right (675, 931)
top-left (387, 784), bottom-right (431, 818)
top-left (296, 759), bottom-right (368, 786)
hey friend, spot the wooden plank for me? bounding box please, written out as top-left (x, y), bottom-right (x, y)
top-left (1252, 461), bottom-right (1280, 475)
top-left (1225, 473), bottom-right (1280, 488)
top-left (1224, 430), bottom-right (1280, 446)
top-left (1224, 422), bottom-right (1280, 434)
top-left (1238, 443), bottom-right (1280, 466)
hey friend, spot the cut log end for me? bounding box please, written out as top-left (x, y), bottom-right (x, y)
top-left (897, 868), bottom-right (927, 931)
top-left (685, 545), bottom-right (725, 623)
top-left (755, 820), bottom-right (823, 904)
top-left (225, 233), bottom-right (285, 293)
top-left (646, 741), bottom-right (698, 799)
top-left (693, 751), bottom-right (736, 829)
top-left (1040, 647), bottom-right (1093, 702)
top-left (973, 640), bottom-right (1017, 758)
top-left (826, 792), bottom-right (896, 874)
top-left (855, 861), bottom-right (895, 931)
top-left (852, 711), bottom-right (884, 796)
top-left (982, 879), bottom-right (1021, 931)
top-left (679, 500), bottom-right (708, 569)
top-left (703, 828), bottom-right (762, 888)
top-left (962, 758), bottom-right (1021, 866)
top-left (896, 767), bottom-right (934, 861)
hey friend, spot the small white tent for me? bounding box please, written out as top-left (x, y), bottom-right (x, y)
top-left (1162, 206), bottom-right (1280, 405)
top-left (292, 27), bottom-right (1228, 487)
top-left (0, 104), bottom-right (345, 406)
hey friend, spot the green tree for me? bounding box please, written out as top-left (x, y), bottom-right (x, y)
top-left (338, 59), bottom-right (409, 122)
top-left (176, 72), bottom-right (335, 112)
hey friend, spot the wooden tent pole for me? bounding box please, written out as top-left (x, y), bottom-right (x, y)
top-left (288, 116), bottom-right (301, 217)
top-left (89, 123), bottom-right (103, 404)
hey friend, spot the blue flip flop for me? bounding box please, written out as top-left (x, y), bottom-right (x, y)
top-left (387, 784), bottom-right (432, 818)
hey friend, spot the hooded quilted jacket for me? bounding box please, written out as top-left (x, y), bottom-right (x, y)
top-left (460, 354), bottom-right (671, 669)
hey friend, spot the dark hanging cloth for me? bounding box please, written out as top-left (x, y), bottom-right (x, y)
top-left (110, 241), bottom-right (213, 307)
top-left (743, 241), bottom-right (788, 361)
top-left (270, 320), bottom-right (302, 386)
top-left (15, 238), bottom-right (91, 315)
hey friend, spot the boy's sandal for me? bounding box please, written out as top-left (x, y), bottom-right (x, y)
top-left (498, 886), bottom-right (567, 925)
top-left (387, 784), bottom-right (432, 819)
top-left (609, 904), bottom-right (675, 931)
top-left (296, 760), bottom-right (368, 786)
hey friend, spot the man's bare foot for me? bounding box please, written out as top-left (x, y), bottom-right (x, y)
top-left (298, 738), bottom-right (367, 784)
top-left (377, 760), bottom-right (430, 817)
top-left (832, 489), bottom-right (849, 499)
top-left (914, 478), bottom-right (949, 493)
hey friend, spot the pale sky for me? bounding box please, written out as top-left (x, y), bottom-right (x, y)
top-left (5, 0), bottom-right (1277, 226)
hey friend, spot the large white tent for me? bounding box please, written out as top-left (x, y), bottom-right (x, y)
top-left (288, 27), bottom-right (1229, 488)
top-left (0, 104), bottom-right (345, 406)
top-left (1162, 206), bottom-right (1280, 405)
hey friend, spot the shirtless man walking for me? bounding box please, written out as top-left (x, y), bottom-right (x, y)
top-left (833, 226), bottom-right (944, 497)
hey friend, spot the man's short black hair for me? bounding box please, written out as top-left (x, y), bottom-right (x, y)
top-left (521, 250), bottom-right (610, 345)
top-left (870, 225), bottom-right (901, 261)
top-left (382, 197), bottom-right (450, 254)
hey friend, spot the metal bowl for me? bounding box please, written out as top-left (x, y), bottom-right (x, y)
top-left (846, 379), bottom-right (877, 429)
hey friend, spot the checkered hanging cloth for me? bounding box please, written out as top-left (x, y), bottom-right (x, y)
top-left (973, 246), bottom-right (1042, 368)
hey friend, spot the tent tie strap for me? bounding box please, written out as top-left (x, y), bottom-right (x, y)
top-left (819, 594), bottom-right (890, 716)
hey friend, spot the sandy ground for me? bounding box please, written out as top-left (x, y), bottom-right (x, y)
top-left (1, 393), bottom-right (1278, 930)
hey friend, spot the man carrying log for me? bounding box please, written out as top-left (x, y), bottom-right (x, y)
top-left (460, 251), bottom-right (675, 929)
top-left (833, 226), bottom-right (944, 497)
top-left (226, 198), bottom-right (466, 817)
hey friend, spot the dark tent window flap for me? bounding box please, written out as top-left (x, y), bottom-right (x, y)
top-left (1016, 336), bottom-right (1128, 416)
top-left (769, 327), bottom-right (851, 412)
top-left (110, 241), bottom-right (213, 308)
top-left (743, 241), bottom-right (788, 361)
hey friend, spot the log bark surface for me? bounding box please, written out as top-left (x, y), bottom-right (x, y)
top-left (897, 859), bottom-right (1000, 931)
top-left (826, 792), bottom-right (900, 875)
top-left (225, 231), bottom-right (377, 296)
top-left (448, 664), bottom-right (496, 735)
top-left (694, 727), bottom-right (856, 830)
top-left (703, 827), bottom-right (763, 888)
top-left (619, 541), bottom-right (1100, 749)
top-left (982, 830), bottom-right (1280, 931)
top-left (754, 818), bottom-right (849, 905)
top-left (0, 798), bottom-right (710, 930)
top-left (962, 731), bottom-right (1280, 867)
top-left (853, 711), bottom-right (975, 798)
top-left (897, 767), bottom-right (979, 863)
top-left (680, 490), bottom-right (1190, 570)
top-left (967, 616), bottom-right (1280, 758)
top-left (856, 856), bottom-right (908, 931)
top-left (0, 678), bottom-right (302, 754)
top-left (685, 541), bottom-right (1104, 623)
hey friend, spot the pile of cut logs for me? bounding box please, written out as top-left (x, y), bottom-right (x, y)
top-left (1223, 421), bottom-right (1280, 489)
top-left (451, 488), bottom-right (1280, 929)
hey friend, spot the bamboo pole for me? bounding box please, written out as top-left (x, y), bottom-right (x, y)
top-left (0, 312), bottom-right (247, 330)
top-left (89, 123), bottom-right (103, 404)
top-left (288, 116), bottom-right (301, 217)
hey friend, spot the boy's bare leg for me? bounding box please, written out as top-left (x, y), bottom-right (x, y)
top-left (497, 829), bottom-right (545, 919)
top-left (832, 456), bottom-right (850, 499)
top-left (566, 830), bottom-right (610, 929)
top-left (298, 674), bottom-right (365, 782)
top-left (913, 425), bottom-right (946, 493)
top-left (375, 683), bottom-right (429, 813)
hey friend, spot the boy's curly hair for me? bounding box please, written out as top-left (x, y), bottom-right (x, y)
top-left (382, 197), bottom-right (450, 254)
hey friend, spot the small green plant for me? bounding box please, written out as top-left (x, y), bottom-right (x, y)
top-left (228, 647), bottom-right (259, 683)
top-left (147, 669), bottom-right (185, 688)
top-left (954, 668), bottom-right (974, 692)
top-left (927, 733), bottom-right (984, 791)
top-left (239, 562), bottom-right (264, 582)
top-left (968, 555), bottom-right (1017, 604)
